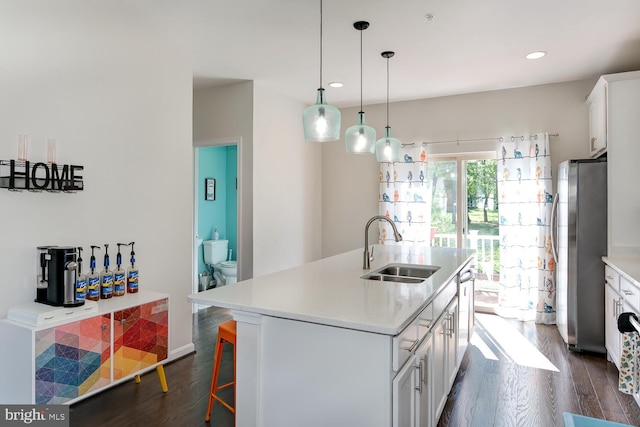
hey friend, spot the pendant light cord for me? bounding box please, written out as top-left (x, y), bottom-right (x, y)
top-left (319, 0), bottom-right (323, 89)
top-left (386, 56), bottom-right (390, 128)
top-left (359, 26), bottom-right (363, 113)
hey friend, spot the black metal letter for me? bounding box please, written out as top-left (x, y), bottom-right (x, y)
top-left (9, 160), bottom-right (29, 190)
top-left (51, 164), bottom-right (69, 191)
top-left (69, 165), bottom-right (84, 191)
top-left (31, 162), bottom-right (50, 190)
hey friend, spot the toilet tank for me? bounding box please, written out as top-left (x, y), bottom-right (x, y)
top-left (203, 240), bottom-right (228, 265)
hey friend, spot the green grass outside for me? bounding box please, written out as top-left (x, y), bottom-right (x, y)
top-left (468, 208), bottom-right (498, 235)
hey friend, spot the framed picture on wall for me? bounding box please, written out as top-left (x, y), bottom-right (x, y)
top-left (205, 178), bottom-right (216, 201)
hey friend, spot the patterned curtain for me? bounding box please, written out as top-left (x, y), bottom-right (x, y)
top-left (496, 133), bottom-right (555, 324)
top-left (378, 145), bottom-right (431, 248)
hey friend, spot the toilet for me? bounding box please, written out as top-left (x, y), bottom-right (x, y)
top-left (203, 240), bottom-right (238, 285)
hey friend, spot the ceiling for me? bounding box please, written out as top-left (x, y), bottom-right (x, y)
top-left (5, 1), bottom-right (640, 109)
top-left (139, 0), bottom-right (640, 108)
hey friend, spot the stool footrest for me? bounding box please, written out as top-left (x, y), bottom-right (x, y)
top-left (212, 394), bottom-right (235, 413)
top-left (215, 381), bottom-right (235, 391)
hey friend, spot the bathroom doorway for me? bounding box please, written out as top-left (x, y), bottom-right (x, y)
top-left (193, 137), bottom-right (240, 310)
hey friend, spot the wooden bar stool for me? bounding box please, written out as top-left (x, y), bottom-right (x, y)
top-left (206, 320), bottom-right (236, 422)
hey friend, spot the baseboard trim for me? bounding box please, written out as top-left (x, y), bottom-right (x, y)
top-left (169, 343), bottom-right (195, 360)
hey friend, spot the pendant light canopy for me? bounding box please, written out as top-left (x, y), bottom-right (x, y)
top-left (375, 51), bottom-right (402, 163)
top-left (302, 0), bottom-right (341, 142)
top-left (345, 21), bottom-right (376, 154)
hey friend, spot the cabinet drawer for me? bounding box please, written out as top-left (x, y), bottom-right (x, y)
top-left (620, 276), bottom-right (640, 312)
top-left (393, 302), bottom-right (434, 372)
top-left (417, 303), bottom-right (434, 339)
top-left (433, 278), bottom-right (457, 316)
top-left (393, 317), bottom-right (418, 372)
top-left (605, 265), bottom-right (620, 292)
top-left (392, 279), bottom-right (457, 372)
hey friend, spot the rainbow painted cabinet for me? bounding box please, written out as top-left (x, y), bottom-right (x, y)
top-left (0, 292), bottom-right (168, 404)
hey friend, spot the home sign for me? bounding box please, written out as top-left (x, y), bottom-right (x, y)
top-left (0, 159), bottom-right (84, 192)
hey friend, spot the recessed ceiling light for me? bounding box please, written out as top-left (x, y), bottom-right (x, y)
top-left (525, 51), bottom-right (546, 60)
top-left (328, 81), bottom-right (343, 88)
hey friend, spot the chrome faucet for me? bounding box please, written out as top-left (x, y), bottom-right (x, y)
top-left (363, 215), bottom-right (402, 269)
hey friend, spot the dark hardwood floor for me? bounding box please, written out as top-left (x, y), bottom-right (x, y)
top-left (70, 305), bottom-right (640, 427)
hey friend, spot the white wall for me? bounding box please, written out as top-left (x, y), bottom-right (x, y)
top-left (252, 82), bottom-right (322, 276)
top-left (194, 81), bottom-right (323, 277)
top-left (193, 82), bottom-right (255, 280)
top-left (322, 79), bottom-right (597, 257)
top-left (0, 3), bottom-right (194, 356)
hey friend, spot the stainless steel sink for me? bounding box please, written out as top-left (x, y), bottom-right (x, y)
top-left (363, 274), bottom-right (425, 284)
top-left (361, 263), bottom-right (440, 284)
top-left (376, 264), bottom-right (440, 279)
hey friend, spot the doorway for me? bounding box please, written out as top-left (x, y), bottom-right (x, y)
top-left (192, 137), bottom-right (241, 310)
top-left (428, 153), bottom-right (499, 312)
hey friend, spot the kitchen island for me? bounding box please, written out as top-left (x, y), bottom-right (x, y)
top-left (189, 245), bottom-right (475, 427)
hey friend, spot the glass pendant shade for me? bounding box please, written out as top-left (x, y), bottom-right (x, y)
top-left (376, 50), bottom-right (401, 163)
top-left (375, 126), bottom-right (402, 162)
top-left (345, 112), bottom-right (376, 153)
top-left (303, 89), bottom-right (341, 142)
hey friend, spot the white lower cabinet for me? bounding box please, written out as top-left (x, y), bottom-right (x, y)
top-left (603, 258), bottom-right (640, 410)
top-left (392, 333), bottom-right (434, 427)
top-left (393, 349), bottom-right (418, 427)
top-left (393, 292), bottom-right (459, 427)
top-left (415, 334), bottom-right (434, 427)
top-left (445, 299), bottom-right (459, 389)
top-left (605, 281), bottom-right (622, 368)
top-left (433, 298), bottom-right (458, 420)
top-left (457, 271), bottom-right (474, 366)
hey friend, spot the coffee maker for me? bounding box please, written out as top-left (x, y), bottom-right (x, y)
top-left (36, 246), bottom-right (84, 307)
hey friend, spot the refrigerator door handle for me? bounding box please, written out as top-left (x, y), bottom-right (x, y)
top-left (550, 192), bottom-right (559, 263)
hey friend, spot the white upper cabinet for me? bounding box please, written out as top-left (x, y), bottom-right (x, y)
top-left (590, 70), bottom-right (640, 257)
top-left (587, 78), bottom-right (607, 158)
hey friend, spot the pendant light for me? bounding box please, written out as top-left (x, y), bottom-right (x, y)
top-left (302, 0), bottom-right (341, 142)
top-left (375, 51), bottom-right (402, 162)
top-left (345, 21), bottom-right (376, 154)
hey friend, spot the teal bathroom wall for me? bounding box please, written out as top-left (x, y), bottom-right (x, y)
top-left (198, 145), bottom-right (238, 274)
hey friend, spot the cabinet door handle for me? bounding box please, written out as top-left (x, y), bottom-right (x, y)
top-left (415, 361), bottom-right (423, 393)
top-left (422, 355), bottom-right (428, 386)
top-left (622, 289), bottom-right (634, 296)
top-left (402, 338), bottom-right (419, 352)
top-left (121, 319), bottom-right (126, 324)
top-left (419, 319), bottom-right (432, 329)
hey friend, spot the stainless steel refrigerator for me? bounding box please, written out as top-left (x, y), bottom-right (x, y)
top-left (552, 159), bottom-right (607, 353)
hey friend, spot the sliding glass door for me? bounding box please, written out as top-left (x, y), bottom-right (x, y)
top-left (428, 154), bottom-right (499, 287)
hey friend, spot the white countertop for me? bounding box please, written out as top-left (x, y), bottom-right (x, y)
top-left (603, 256), bottom-right (640, 285)
top-left (188, 245), bottom-right (475, 335)
top-left (4, 291), bottom-right (169, 329)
